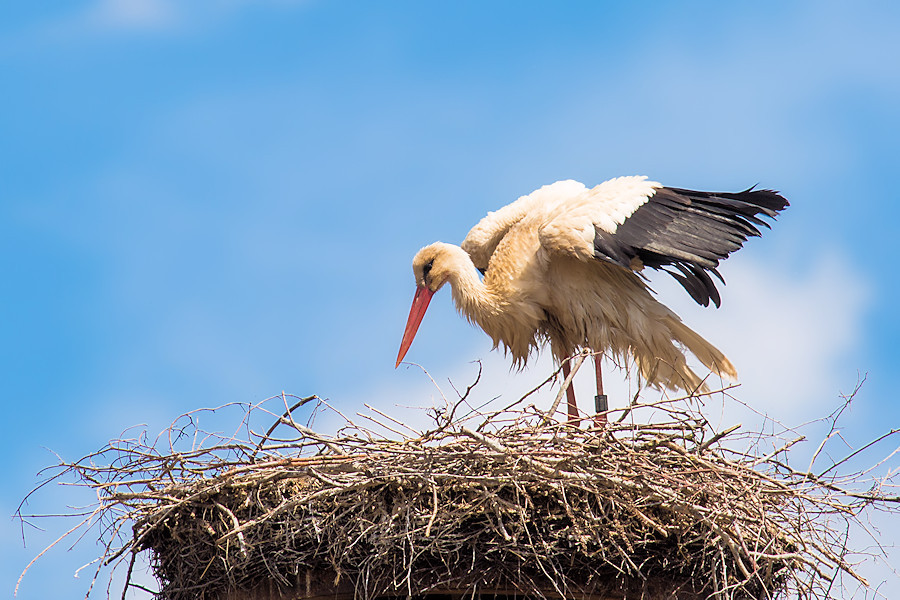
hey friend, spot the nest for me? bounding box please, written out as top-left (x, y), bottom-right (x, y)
top-left (17, 374), bottom-right (900, 600)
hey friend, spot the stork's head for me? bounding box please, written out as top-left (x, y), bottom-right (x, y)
top-left (395, 242), bottom-right (459, 368)
top-left (412, 242), bottom-right (460, 292)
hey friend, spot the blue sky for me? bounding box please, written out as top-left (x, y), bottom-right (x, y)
top-left (4, 1), bottom-right (900, 598)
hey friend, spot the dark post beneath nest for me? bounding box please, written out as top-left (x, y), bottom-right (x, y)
top-left (594, 354), bottom-right (608, 427)
top-left (561, 360), bottom-right (580, 426)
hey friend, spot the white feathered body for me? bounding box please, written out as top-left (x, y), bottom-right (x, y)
top-left (405, 176), bottom-right (788, 393)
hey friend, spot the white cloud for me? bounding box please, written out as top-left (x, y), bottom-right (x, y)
top-left (3, 0), bottom-right (307, 43)
top-left (88, 0), bottom-right (178, 31)
top-left (659, 250), bottom-right (870, 423)
top-left (84, 0), bottom-right (307, 31)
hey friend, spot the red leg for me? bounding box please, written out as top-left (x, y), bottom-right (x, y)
top-left (561, 360), bottom-right (579, 426)
top-left (594, 354), bottom-right (608, 427)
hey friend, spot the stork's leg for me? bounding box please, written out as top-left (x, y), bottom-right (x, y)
top-left (561, 360), bottom-right (579, 426)
top-left (594, 354), bottom-right (608, 427)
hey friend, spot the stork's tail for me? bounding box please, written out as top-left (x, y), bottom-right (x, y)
top-left (665, 316), bottom-right (737, 391)
top-left (633, 315), bottom-right (737, 393)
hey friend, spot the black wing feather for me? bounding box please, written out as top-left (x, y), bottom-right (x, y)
top-left (594, 187), bottom-right (789, 307)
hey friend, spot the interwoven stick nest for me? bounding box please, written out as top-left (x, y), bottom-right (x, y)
top-left (17, 369), bottom-right (900, 600)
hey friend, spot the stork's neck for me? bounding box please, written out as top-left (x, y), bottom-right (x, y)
top-left (434, 242), bottom-right (541, 365)
top-left (442, 243), bottom-right (541, 366)
top-left (444, 247), bottom-right (498, 322)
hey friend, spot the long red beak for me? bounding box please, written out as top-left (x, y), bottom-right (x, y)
top-left (395, 286), bottom-right (435, 367)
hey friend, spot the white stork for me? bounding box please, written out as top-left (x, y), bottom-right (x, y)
top-left (395, 176), bottom-right (788, 423)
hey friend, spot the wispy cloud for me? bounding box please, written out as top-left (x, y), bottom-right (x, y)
top-left (2, 0), bottom-right (306, 48)
top-left (664, 251), bottom-right (870, 421)
top-left (87, 0), bottom-right (308, 31)
top-left (87, 0), bottom-right (178, 31)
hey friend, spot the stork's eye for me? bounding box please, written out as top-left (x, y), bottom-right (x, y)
top-left (422, 258), bottom-right (434, 282)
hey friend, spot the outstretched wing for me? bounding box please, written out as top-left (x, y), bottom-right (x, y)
top-left (540, 176), bottom-right (790, 307)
